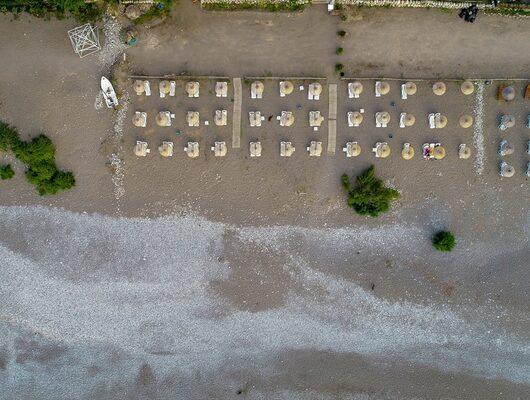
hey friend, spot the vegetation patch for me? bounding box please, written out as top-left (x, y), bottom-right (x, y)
top-left (0, 0), bottom-right (103, 22)
top-left (0, 122), bottom-right (75, 195)
top-left (432, 231), bottom-right (456, 252)
top-left (485, 7), bottom-right (530, 17)
top-left (134, 0), bottom-right (174, 24)
top-left (202, 0), bottom-right (308, 12)
top-left (0, 164), bottom-right (14, 180)
top-left (341, 166), bottom-right (399, 217)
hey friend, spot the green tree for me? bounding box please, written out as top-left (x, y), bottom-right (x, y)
top-left (0, 164), bottom-right (14, 180)
top-left (342, 166), bottom-right (400, 217)
top-left (432, 231), bottom-right (456, 252)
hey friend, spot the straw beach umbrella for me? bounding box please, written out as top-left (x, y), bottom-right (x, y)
top-left (280, 111), bottom-right (295, 127)
top-left (251, 81), bottom-right (264, 98)
top-left (132, 112), bottom-right (147, 127)
top-left (433, 82), bottom-right (446, 96)
top-left (459, 144), bottom-right (471, 159)
top-left (133, 80), bottom-right (145, 95)
top-left (125, 5), bottom-right (141, 20)
top-left (349, 81), bottom-right (363, 97)
top-left (214, 110), bottom-right (227, 126)
top-left (376, 111), bottom-right (391, 125)
top-left (280, 141), bottom-right (295, 157)
top-left (134, 141), bottom-right (150, 157)
top-left (502, 86), bottom-right (515, 101)
top-left (156, 111), bottom-right (171, 127)
top-left (250, 141), bottom-right (262, 157)
top-left (499, 161), bottom-right (515, 177)
top-left (343, 142), bottom-right (361, 157)
top-left (402, 143), bottom-right (414, 160)
top-left (280, 81), bottom-right (294, 96)
top-left (158, 141), bottom-right (173, 157)
top-left (403, 113), bottom-right (415, 127)
top-left (309, 111), bottom-right (324, 127)
top-left (184, 142), bottom-right (199, 158)
top-left (307, 141), bottom-right (323, 157)
top-left (404, 82), bottom-right (417, 96)
top-left (159, 80), bottom-right (171, 95)
top-left (379, 81), bottom-right (390, 95)
top-left (348, 111), bottom-right (363, 127)
top-left (187, 111), bottom-right (200, 127)
top-left (461, 81), bottom-right (474, 95)
top-left (309, 83), bottom-right (323, 97)
top-left (211, 141), bottom-right (227, 157)
top-left (186, 81), bottom-right (200, 97)
top-left (433, 145), bottom-right (446, 160)
top-left (459, 114), bottom-right (474, 128)
top-left (435, 114), bottom-right (448, 129)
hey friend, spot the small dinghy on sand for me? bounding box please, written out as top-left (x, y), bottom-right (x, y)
top-left (101, 76), bottom-right (118, 109)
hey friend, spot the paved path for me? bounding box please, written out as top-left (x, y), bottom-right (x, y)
top-left (232, 78), bottom-right (242, 148)
top-left (327, 83), bottom-right (337, 155)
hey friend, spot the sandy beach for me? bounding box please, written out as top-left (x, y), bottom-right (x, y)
top-left (0, 3), bottom-right (529, 399)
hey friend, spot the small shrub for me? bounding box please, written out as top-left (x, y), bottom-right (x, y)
top-left (0, 164), bottom-right (14, 180)
top-left (0, 121), bottom-right (75, 195)
top-left (342, 166), bottom-right (400, 217)
top-left (337, 30), bottom-right (346, 37)
top-left (340, 14), bottom-right (347, 21)
top-left (335, 63), bottom-right (344, 71)
top-left (340, 72), bottom-right (345, 77)
top-left (336, 47), bottom-right (344, 55)
top-left (432, 231), bottom-right (456, 252)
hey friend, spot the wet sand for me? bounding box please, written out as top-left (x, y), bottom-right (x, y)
top-left (0, 3), bottom-right (529, 399)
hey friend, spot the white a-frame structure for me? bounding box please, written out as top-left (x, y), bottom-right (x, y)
top-left (68, 23), bottom-right (101, 58)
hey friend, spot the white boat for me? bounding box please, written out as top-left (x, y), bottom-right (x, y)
top-left (101, 76), bottom-right (118, 109)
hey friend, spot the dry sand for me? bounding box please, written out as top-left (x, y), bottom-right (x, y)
top-left (0, 3), bottom-right (529, 399)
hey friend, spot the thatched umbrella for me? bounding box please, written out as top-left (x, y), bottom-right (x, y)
top-left (184, 142), bottom-right (199, 158)
top-left (158, 141), bottom-right (173, 157)
top-left (499, 114), bottom-right (515, 130)
top-left (373, 142), bottom-right (390, 158)
top-left (186, 81), bottom-right (200, 97)
top-left (435, 114), bottom-right (448, 129)
top-left (132, 112), bottom-right (147, 127)
top-left (498, 139), bottom-right (514, 156)
top-left (133, 80), bottom-right (145, 95)
top-left (125, 5), bottom-right (141, 20)
top-left (215, 81), bottom-right (228, 97)
top-left (458, 144), bottom-right (471, 159)
top-left (211, 141), bottom-right (227, 157)
top-left (187, 111), bottom-right (200, 127)
top-left (280, 111), bottom-right (295, 127)
top-left (280, 141), bottom-right (295, 157)
top-left (250, 141), bottom-right (262, 157)
top-left (376, 111), bottom-right (391, 125)
top-left (404, 82), bottom-right (417, 96)
top-left (280, 81), bottom-right (294, 96)
top-left (461, 81), bottom-right (474, 95)
top-left (379, 81), bottom-right (390, 95)
top-left (307, 141), bottom-right (323, 157)
top-left (134, 141), bottom-right (150, 157)
top-left (343, 142), bottom-right (361, 157)
top-left (309, 82), bottom-right (323, 97)
top-left (348, 111), bottom-right (363, 127)
top-left (214, 110), bottom-right (227, 126)
top-left (402, 143), bottom-right (414, 160)
top-left (403, 113), bottom-right (416, 127)
top-left (159, 80), bottom-right (171, 95)
top-left (459, 114), bottom-right (474, 128)
top-left (499, 161), bottom-right (515, 177)
top-left (309, 111), bottom-right (324, 127)
top-left (432, 82), bottom-right (446, 96)
top-left (502, 86), bottom-right (515, 101)
top-left (349, 81), bottom-right (363, 97)
top-left (433, 145), bottom-right (446, 160)
top-left (251, 81), bottom-right (264, 97)
top-left (156, 111), bottom-right (171, 127)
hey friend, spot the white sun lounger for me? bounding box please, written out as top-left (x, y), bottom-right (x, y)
top-left (348, 83), bottom-right (360, 99)
top-left (169, 81), bottom-right (176, 97)
top-left (401, 84), bottom-right (407, 100)
top-left (375, 81), bottom-right (382, 97)
top-left (399, 113), bottom-right (406, 128)
top-left (144, 81), bottom-right (151, 96)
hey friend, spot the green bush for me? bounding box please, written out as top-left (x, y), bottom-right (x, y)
top-left (337, 30), bottom-right (346, 37)
top-left (0, 164), bottom-right (14, 180)
top-left (202, 0), bottom-right (307, 12)
top-left (336, 47), bottom-right (344, 55)
top-left (341, 166), bottom-right (400, 217)
top-left (432, 231), bottom-right (456, 252)
top-left (0, 121), bottom-right (75, 195)
top-left (1, 0), bottom-right (102, 22)
top-left (335, 63), bottom-right (344, 71)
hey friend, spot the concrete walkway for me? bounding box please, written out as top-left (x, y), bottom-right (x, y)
top-left (232, 77), bottom-right (242, 148)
